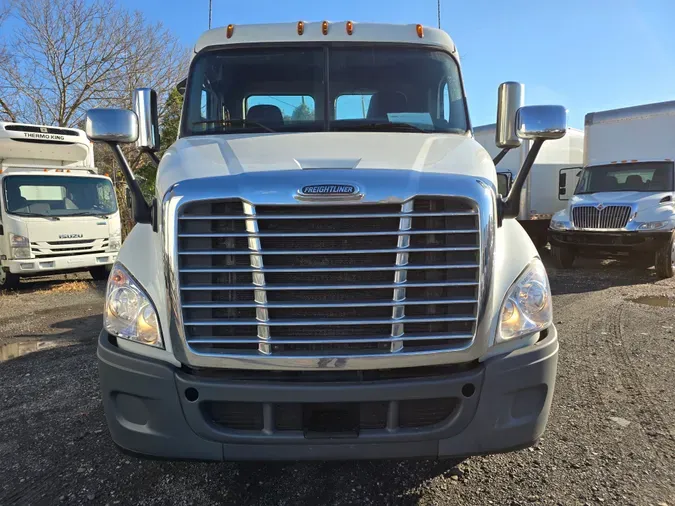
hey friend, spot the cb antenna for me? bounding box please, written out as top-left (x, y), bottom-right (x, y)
top-left (437, 0), bottom-right (441, 29)
top-left (208, 0), bottom-right (212, 29)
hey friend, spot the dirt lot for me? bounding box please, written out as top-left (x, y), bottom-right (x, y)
top-left (0, 259), bottom-right (674, 506)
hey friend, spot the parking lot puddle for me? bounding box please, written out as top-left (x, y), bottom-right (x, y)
top-left (0, 341), bottom-right (58, 362)
top-left (629, 295), bottom-right (675, 308)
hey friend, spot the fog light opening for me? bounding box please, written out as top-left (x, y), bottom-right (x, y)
top-left (461, 383), bottom-right (476, 398)
top-left (185, 388), bottom-right (199, 402)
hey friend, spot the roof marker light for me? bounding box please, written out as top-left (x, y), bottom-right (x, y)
top-left (226, 24), bottom-right (234, 39)
top-left (297, 21), bottom-right (304, 35)
top-left (346, 21), bottom-right (353, 35)
top-left (416, 24), bottom-right (424, 38)
top-left (322, 21), bottom-right (329, 35)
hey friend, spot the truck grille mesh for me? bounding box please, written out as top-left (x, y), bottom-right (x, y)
top-left (571, 205), bottom-right (631, 229)
top-left (177, 198), bottom-right (480, 356)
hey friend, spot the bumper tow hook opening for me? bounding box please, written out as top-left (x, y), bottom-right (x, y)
top-left (461, 383), bottom-right (476, 398)
top-left (185, 387), bottom-right (199, 402)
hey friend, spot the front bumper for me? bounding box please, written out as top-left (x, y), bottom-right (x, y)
top-left (549, 229), bottom-right (671, 255)
top-left (3, 252), bottom-right (117, 275)
top-left (98, 327), bottom-right (558, 461)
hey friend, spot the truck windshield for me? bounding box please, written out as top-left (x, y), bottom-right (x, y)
top-left (182, 45), bottom-right (468, 136)
top-left (3, 175), bottom-right (117, 217)
top-left (575, 161), bottom-right (674, 194)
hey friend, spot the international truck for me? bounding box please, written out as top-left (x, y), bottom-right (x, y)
top-left (550, 100), bottom-right (675, 278)
top-left (0, 122), bottom-right (122, 289)
top-left (475, 123), bottom-right (584, 248)
top-left (86, 21), bottom-right (566, 461)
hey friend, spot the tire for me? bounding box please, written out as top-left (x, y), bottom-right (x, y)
top-left (0, 269), bottom-right (20, 290)
top-left (551, 245), bottom-right (575, 268)
top-left (89, 265), bottom-right (112, 281)
top-left (655, 233), bottom-right (675, 279)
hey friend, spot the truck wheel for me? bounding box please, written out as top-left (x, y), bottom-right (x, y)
top-left (0, 269), bottom-right (20, 290)
top-left (551, 245), bottom-right (575, 268)
top-left (655, 233), bottom-right (675, 279)
top-left (90, 265), bottom-right (112, 281)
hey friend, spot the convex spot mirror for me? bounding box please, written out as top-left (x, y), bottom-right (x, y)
top-left (516, 105), bottom-right (567, 140)
top-left (85, 109), bottom-right (139, 144)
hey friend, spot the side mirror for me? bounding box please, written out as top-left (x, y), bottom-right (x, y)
top-left (133, 88), bottom-right (160, 152)
top-left (85, 109), bottom-right (139, 144)
top-left (499, 104), bottom-right (568, 223)
top-left (495, 82), bottom-right (524, 148)
top-left (516, 105), bottom-right (567, 140)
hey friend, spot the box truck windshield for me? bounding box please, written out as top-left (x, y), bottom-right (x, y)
top-left (575, 161), bottom-right (674, 194)
top-left (184, 45), bottom-right (468, 136)
top-left (4, 175), bottom-right (117, 217)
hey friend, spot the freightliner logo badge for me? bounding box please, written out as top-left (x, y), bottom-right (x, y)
top-left (299, 184), bottom-right (359, 196)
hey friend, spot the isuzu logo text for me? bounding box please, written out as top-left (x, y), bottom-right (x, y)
top-left (299, 184), bottom-right (359, 196)
top-left (59, 233), bottom-right (84, 239)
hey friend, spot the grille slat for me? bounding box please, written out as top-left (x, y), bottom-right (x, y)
top-left (571, 205), bottom-right (631, 229)
top-left (178, 198), bottom-right (480, 356)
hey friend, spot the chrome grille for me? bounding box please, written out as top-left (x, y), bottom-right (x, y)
top-left (571, 205), bottom-right (631, 229)
top-left (177, 197), bottom-right (480, 356)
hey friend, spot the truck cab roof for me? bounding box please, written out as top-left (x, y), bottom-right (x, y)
top-left (193, 21), bottom-right (457, 55)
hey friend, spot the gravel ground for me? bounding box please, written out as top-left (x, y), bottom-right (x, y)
top-left (0, 260), bottom-right (674, 506)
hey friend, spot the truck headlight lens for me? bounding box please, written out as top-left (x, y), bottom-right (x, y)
top-left (108, 236), bottom-right (122, 251)
top-left (9, 234), bottom-right (31, 259)
top-left (637, 221), bottom-right (668, 230)
top-left (104, 263), bottom-right (163, 348)
top-left (549, 219), bottom-right (568, 231)
top-left (499, 258), bottom-right (552, 341)
top-left (10, 233), bottom-right (29, 247)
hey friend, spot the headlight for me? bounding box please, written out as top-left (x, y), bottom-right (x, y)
top-left (549, 219), bottom-right (568, 231)
top-left (499, 258), bottom-right (552, 342)
top-left (637, 221), bottom-right (668, 231)
top-left (104, 263), bottom-right (163, 348)
top-left (10, 233), bottom-right (29, 247)
top-left (9, 234), bottom-right (31, 259)
top-left (108, 236), bottom-right (122, 251)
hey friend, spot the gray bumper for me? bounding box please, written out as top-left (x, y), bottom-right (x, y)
top-left (97, 327), bottom-right (558, 461)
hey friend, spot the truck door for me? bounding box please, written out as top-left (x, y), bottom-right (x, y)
top-left (497, 171), bottom-right (512, 196)
top-left (558, 167), bottom-right (582, 200)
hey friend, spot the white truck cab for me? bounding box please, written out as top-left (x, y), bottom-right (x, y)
top-left (86, 22), bottom-right (567, 461)
top-left (550, 101), bottom-right (675, 278)
top-left (0, 122), bottom-right (121, 289)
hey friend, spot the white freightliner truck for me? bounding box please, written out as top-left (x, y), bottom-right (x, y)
top-left (474, 123), bottom-right (584, 248)
top-left (0, 122), bottom-right (121, 289)
top-left (550, 100), bottom-right (675, 278)
top-left (86, 22), bottom-right (566, 461)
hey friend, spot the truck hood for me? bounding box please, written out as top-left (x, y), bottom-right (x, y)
top-left (157, 132), bottom-right (493, 196)
top-left (570, 191), bottom-right (671, 212)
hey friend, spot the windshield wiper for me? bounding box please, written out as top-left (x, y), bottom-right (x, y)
top-left (332, 122), bottom-right (430, 133)
top-left (192, 119), bottom-right (276, 133)
top-left (66, 212), bottom-right (110, 218)
top-left (8, 211), bottom-right (60, 220)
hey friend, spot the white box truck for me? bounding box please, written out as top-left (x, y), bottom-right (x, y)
top-left (0, 122), bottom-right (122, 289)
top-left (475, 123), bottom-right (584, 248)
top-left (85, 22), bottom-right (566, 461)
top-left (550, 100), bottom-right (675, 278)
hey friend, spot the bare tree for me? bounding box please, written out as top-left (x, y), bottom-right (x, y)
top-left (0, 0), bottom-right (189, 126)
top-left (0, 0), bottom-right (17, 121)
